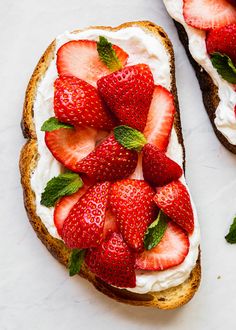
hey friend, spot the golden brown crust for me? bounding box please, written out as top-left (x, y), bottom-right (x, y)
top-left (174, 21), bottom-right (236, 154)
top-left (19, 21), bottom-right (201, 309)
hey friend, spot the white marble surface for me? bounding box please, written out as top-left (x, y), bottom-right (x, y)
top-left (1, 0), bottom-right (236, 329)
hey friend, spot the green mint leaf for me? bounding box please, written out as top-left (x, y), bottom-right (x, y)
top-left (211, 52), bottom-right (236, 84)
top-left (69, 249), bottom-right (85, 276)
top-left (41, 172), bottom-right (83, 207)
top-left (114, 125), bottom-right (147, 152)
top-left (97, 36), bottom-right (122, 72)
top-left (144, 211), bottom-right (168, 250)
top-left (41, 117), bottom-right (73, 132)
top-left (225, 217), bottom-right (236, 244)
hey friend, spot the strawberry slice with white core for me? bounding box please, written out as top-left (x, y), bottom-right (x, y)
top-left (183, 0), bottom-right (236, 30)
top-left (54, 187), bottom-right (88, 236)
top-left (45, 127), bottom-right (106, 172)
top-left (135, 221), bottom-right (190, 271)
top-left (57, 40), bottom-right (128, 87)
top-left (143, 85), bottom-right (175, 152)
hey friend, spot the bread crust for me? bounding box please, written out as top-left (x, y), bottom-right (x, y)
top-left (174, 21), bottom-right (236, 154)
top-left (19, 21), bottom-right (201, 309)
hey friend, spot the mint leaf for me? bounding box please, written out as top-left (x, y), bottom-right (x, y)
top-left (41, 172), bottom-right (83, 207)
top-left (211, 52), bottom-right (236, 84)
top-left (97, 36), bottom-right (122, 72)
top-left (41, 117), bottom-right (73, 132)
top-left (225, 217), bottom-right (236, 244)
top-left (144, 211), bottom-right (168, 250)
top-left (114, 125), bottom-right (147, 152)
top-left (69, 249), bottom-right (85, 276)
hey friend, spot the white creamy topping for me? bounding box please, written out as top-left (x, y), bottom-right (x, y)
top-left (163, 0), bottom-right (236, 145)
top-left (31, 27), bottom-right (200, 293)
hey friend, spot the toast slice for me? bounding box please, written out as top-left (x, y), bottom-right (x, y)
top-left (162, 1), bottom-right (236, 153)
top-left (19, 21), bottom-right (201, 309)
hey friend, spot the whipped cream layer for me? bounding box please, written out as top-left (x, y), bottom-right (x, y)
top-left (163, 0), bottom-right (236, 145)
top-left (31, 26), bottom-right (200, 293)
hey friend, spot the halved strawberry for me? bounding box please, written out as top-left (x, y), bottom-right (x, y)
top-left (76, 134), bottom-right (138, 182)
top-left (61, 182), bottom-right (110, 249)
top-left (45, 127), bottom-right (107, 172)
top-left (85, 232), bottom-right (136, 288)
top-left (54, 187), bottom-right (88, 236)
top-left (54, 76), bottom-right (115, 130)
top-left (154, 181), bottom-right (194, 234)
top-left (143, 85), bottom-right (175, 152)
top-left (57, 40), bottom-right (128, 87)
top-left (206, 23), bottom-right (236, 65)
top-left (129, 154), bottom-right (144, 180)
top-left (97, 64), bottom-right (154, 132)
top-left (135, 221), bottom-right (190, 270)
top-left (183, 0), bottom-right (236, 30)
top-left (142, 144), bottom-right (183, 187)
top-left (109, 179), bottom-right (157, 251)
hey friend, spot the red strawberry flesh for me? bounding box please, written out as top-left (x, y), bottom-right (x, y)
top-left (154, 180), bottom-right (194, 234)
top-left (143, 85), bottom-right (175, 152)
top-left (135, 221), bottom-right (190, 270)
top-left (142, 143), bottom-right (183, 187)
top-left (97, 64), bottom-right (154, 132)
top-left (45, 127), bottom-right (106, 172)
top-left (57, 40), bottom-right (128, 87)
top-left (76, 134), bottom-right (138, 182)
top-left (109, 179), bottom-right (157, 251)
top-left (85, 232), bottom-right (136, 288)
top-left (61, 182), bottom-right (110, 249)
top-left (54, 75), bottom-right (115, 130)
top-left (54, 187), bottom-right (88, 236)
top-left (206, 23), bottom-right (236, 65)
top-left (183, 0), bottom-right (236, 30)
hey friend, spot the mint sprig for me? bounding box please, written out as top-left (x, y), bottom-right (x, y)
top-left (144, 211), bottom-right (168, 250)
top-left (114, 125), bottom-right (147, 152)
top-left (225, 216), bottom-right (236, 244)
top-left (41, 172), bottom-right (83, 207)
top-left (41, 117), bottom-right (73, 132)
top-left (97, 36), bottom-right (122, 72)
top-left (69, 249), bottom-right (85, 276)
top-left (211, 52), bottom-right (236, 84)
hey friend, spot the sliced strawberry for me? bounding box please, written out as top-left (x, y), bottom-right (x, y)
top-left (76, 134), bottom-right (138, 182)
top-left (85, 232), bottom-right (136, 288)
top-left (61, 182), bottom-right (110, 249)
top-left (143, 86), bottom-right (175, 152)
top-left (135, 221), bottom-right (190, 270)
top-left (103, 209), bottom-right (118, 239)
top-left (54, 76), bottom-right (115, 130)
top-left (206, 23), bottom-right (236, 65)
top-left (57, 40), bottom-right (128, 87)
top-left (183, 0), bottom-right (236, 30)
top-left (45, 127), bottom-right (107, 172)
top-left (154, 181), bottom-right (194, 234)
top-left (109, 179), bottom-right (157, 251)
top-left (142, 144), bottom-right (183, 187)
top-left (97, 64), bottom-right (154, 132)
top-left (129, 154), bottom-right (144, 180)
top-left (54, 187), bottom-right (88, 236)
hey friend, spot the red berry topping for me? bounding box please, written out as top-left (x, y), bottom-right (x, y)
top-left (85, 232), bottom-right (136, 288)
top-left (54, 75), bottom-right (115, 130)
top-left (97, 64), bottom-right (154, 132)
top-left (109, 179), bottom-right (157, 251)
top-left (136, 221), bottom-right (190, 270)
top-left (61, 182), bottom-right (110, 249)
top-left (57, 40), bottom-right (128, 86)
top-left (154, 181), bottom-right (194, 234)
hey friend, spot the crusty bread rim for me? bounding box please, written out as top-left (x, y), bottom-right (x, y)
top-left (19, 21), bottom-right (201, 309)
